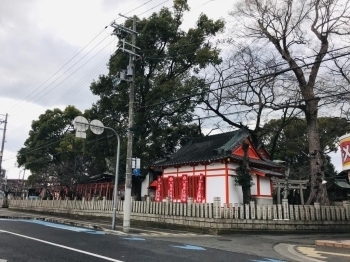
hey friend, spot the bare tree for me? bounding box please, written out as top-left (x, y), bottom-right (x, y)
top-left (230, 0), bottom-right (350, 204)
top-left (201, 46), bottom-right (300, 156)
top-left (326, 55), bottom-right (350, 120)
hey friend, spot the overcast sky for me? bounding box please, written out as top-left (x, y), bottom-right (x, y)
top-left (0, 0), bottom-right (343, 179)
top-left (0, 0), bottom-right (240, 179)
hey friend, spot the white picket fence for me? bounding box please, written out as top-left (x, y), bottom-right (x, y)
top-left (3, 197), bottom-right (350, 221)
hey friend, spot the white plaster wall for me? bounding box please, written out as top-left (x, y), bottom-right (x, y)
top-left (229, 176), bottom-right (243, 204)
top-left (251, 175), bottom-right (258, 195)
top-left (260, 176), bottom-right (271, 195)
top-left (194, 164), bottom-right (206, 171)
top-left (177, 166), bottom-right (194, 173)
top-left (207, 162), bottom-right (225, 170)
top-left (227, 163), bottom-right (244, 204)
top-left (141, 174), bottom-right (149, 197)
top-left (163, 167), bottom-right (177, 175)
top-left (206, 176), bottom-right (225, 204)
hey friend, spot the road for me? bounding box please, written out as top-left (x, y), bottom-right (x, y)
top-left (1, 209), bottom-right (350, 262)
top-left (0, 219), bottom-right (274, 262)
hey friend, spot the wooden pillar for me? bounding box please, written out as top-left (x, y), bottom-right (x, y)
top-left (106, 184), bottom-right (110, 200)
top-left (299, 184), bottom-right (304, 205)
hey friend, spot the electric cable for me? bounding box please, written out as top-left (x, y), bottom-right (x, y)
top-left (140, 49), bottom-right (350, 109)
top-left (11, 37), bottom-right (116, 118)
top-left (8, 0), bottom-right (157, 116)
top-left (10, 48), bottom-right (350, 160)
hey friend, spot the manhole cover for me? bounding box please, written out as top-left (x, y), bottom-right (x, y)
top-left (217, 238), bottom-right (232, 242)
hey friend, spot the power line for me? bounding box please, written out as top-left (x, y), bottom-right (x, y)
top-left (8, 33), bottom-right (111, 115)
top-left (5, 0), bottom-right (173, 154)
top-left (192, 0), bottom-right (215, 10)
top-left (8, 0), bottom-right (156, 116)
top-left (8, 0), bottom-right (218, 118)
top-left (9, 48), bottom-right (350, 160)
top-left (8, 1), bottom-right (350, 167)
top-left (11, 38), bottom-right (116, 118)
top-left (8, 50), bottom-right (350, 166)
top-left (123, 0), bottom-right (154, 16)
top-left (3, 0), bottom-right (225, 172)
top-left (9, 34), bottom-right (111, 116)
top-left (140, 49), bottom-right (350, 109)
top-left (7, 55), bottom-right (112, 139)
top-left (137, 0), bottom-right (171, 16)
top-left (4, 133), bottom-right (115, 167)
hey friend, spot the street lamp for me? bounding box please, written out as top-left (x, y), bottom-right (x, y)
top-left (73, 116), bottom-right (120, 230)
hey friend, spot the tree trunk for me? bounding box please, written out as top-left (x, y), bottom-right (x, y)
top-left (242, 186), bottom-right (251, 205)
top-left (305, 99), bottom-right (329, 205)
top-left (242, 141), bottom-right (251, 205)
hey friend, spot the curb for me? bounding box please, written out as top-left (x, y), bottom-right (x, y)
top-left (315, 240), bottom-right (350, 249)
top-left (274, 243), bottom-right (325, 262)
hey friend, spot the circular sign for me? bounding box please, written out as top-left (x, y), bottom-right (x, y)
top-left (340, 133), bottom-right (350, 171)
top-left (90, 119), bottom-right (104, 135)
top-left (133, 168), bottom-right (141, 176)
top-left (73, 116), bottom-right (89, 131)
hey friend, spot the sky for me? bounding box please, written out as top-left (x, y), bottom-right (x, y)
top-left (0, 0), bottom-right (344, 180)
top-left (0, 0), bottom-right (238, 179)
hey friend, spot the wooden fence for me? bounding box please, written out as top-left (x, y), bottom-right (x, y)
top-left (2, 197), bottom-right (350, 222)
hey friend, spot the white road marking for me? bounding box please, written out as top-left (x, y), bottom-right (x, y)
top-left (0, 229), bottom-right (123, 262)
top-left (274, 244), bottom-right (324, 262)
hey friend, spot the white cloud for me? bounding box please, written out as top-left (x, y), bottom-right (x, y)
top-left (0, 0), bottom-right (233, 179)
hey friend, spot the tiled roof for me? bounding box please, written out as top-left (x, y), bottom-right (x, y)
top-left (250, 167), bottom-right (283, 177)
top-left (325, 178), bottom-right (350, 189)
top-left (152, 130), bottom-right (246, 167)
top-left (151, 129), bottom-right (281, 169)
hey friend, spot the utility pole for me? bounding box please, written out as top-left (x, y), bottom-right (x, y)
top-left (123, 15), bottom-right (136, 233)
top-left (111, 14), bottom-right (139, 233)
top-left (0, 113), bottom-right (8, 176)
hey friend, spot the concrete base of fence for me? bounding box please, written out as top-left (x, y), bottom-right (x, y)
top-left (8, 205), bottom-right (350, 235)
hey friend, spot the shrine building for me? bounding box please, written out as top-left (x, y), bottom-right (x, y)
top-left (147, 129), bottom-right (283, 205)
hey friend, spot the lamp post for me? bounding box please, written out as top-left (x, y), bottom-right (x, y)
top-left (73, 116), bottom-right (120, 230)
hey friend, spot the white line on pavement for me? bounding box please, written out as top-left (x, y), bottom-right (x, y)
top-left (0, 229), bottom-right (124, 262)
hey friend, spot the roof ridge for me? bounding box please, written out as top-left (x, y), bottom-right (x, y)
top-left (218, 129), bottom-right (248, 151)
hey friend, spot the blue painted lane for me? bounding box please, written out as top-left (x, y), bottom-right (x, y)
top-left (24, 220), bottom-right (105, 234)
top-left (122, 237), bottom-right (146, 241)
top-left (0, 219), bottom-right (104, 235)
top-left (250, 259), bottom-right (287, 262)
top-left (172, 244), bottom-right (206, 250)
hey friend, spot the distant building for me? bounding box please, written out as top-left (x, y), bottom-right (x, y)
top-left (5, 179), bottom-right (28, 199)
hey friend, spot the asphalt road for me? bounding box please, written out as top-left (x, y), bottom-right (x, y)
top-left (0, 219), bottom-right (274, 262)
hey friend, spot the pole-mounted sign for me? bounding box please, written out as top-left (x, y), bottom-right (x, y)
top-left (72, 116), bottom-right (120, 230)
